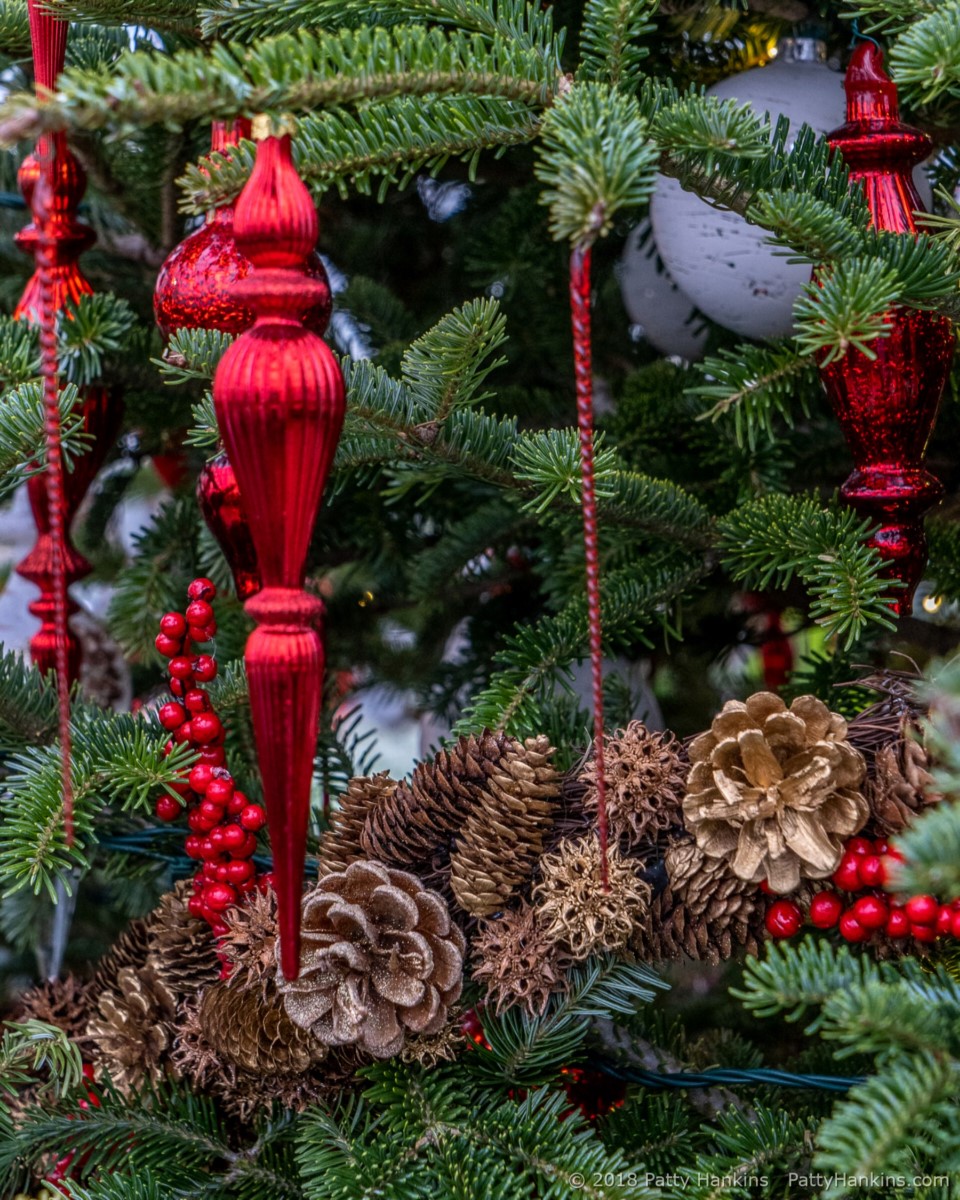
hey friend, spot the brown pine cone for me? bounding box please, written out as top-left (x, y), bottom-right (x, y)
top-left (15, 975), bottom-right (92, 1044)
top-left (220, 887), bottom-right (280, 995)
top-left (532, 835), bottom-right (651, 961)
top-left (320, 772), bottom-right (396, 875)
top-left (449, 735), bottom-right (560, 916)
top-left (147, 881), bottom-right (221, 999)
top-left (866, 735), bottom-right (937, 834)
top-left (684, 692), bottom-right (868, 893)
top-left (200, 982), bottom-right (326, 1074)
top-left (90, 917), bottom-right (152, 996)
top-left (278, 861), bottom-right (466, 1058)
top-left (86, 966), bottom-right (176, 1094)
top-left (580, 724), bottom-right (686, 852)
top-left (472, 902), bottom-right (569, 1017)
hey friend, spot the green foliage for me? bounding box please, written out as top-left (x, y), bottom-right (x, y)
top-left (577, 0), bottom-right (656, 93)
top-left (0, 0), bottom-right (28, 59)
top-left (717, 494), bottom-right (897, 647)
top-left (0, 1020), bottom-right (84, 1102)
top-left (0, 381), bottom-right (89, 504)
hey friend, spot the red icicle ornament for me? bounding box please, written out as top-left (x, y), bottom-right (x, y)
top-left (212, 119), bottom-right (345, 979)
top-left (817, 42), bottom-right (954, 613)
top-left (14, 0), bottom-right (120, 682)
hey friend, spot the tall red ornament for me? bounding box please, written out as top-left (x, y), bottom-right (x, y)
top-left (212, 120), bottom-right (345, 979)
top-left (817, 43), bottom-right (954, 613)
top-left (14, 0), bottom-right (120, 680)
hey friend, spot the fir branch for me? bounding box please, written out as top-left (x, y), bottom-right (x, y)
top-left (155, 327), bottom-right (234, 386)
top-left (42, 0), bottom-right (200, 34)
top-left (888, 800), bottom-right (960, 900)
top-left (534, 82), bottom-right (658, 248)
top-left (178, 98), bottom-right (542, 210)
top-left (0, 647), bottom-right (59, 752)
top-left (889, 0), bottom-right (960, 106)
top-left (687, 341), bottom-right (817, 452)
top-left (0, 27), bottom-right (562, 144)
top-left (0, 382), bottom-right (89, 504)
top-left (57, 293), bottom-right (138, 387)
top-left (716, 494), bottom-right (897, 647)
top-left (0, 1020), bottom-right (84, 1101)
top-left (576, 0), bottom-right (656, 93)
top-left (0, 0), bottom-right (28, 60)
top-left (793, 258), bottom-right (899, 363)
top-left (456, 557), bottom-right (706, 737)
top-left (0, 315), bottom-right (39, 389)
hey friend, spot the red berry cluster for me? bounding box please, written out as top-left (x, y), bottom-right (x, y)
top-left (154, 579), bottom-right (267, 935)
top-left (764, 834), bottom-right (960, 946)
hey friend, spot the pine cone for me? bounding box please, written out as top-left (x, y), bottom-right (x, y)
top-left (16, 975), bottom-right (92, 1044)
top-left (172, 995), bottom-right (342, 1121)
top-left (472, 902), bottom-right (569, 1017)
top-left (319, 773), bottom-right (396, 875)
top-left (683, 692), bottom-right (868, 893)
top-left (147, 881), bottom-right (221, 998)
top-left (90, 917), bottom-right (152, 996)
top-left (278, 860), bottom-right (466, 1058)
top-left (449, 735), bottom-right (560, 916)
top-left (580, 724), bottom-right (687, 851)
top-left (866, 735), bottom-right (937, 834)
top-left (87, 966), bottom-right (176, 1093)
top-left (200, 982), bottom-right (326, 1074)
top-left (220, 887), bottom-right (280, 994)
top-left (532, 835), bottom-right (651, 961)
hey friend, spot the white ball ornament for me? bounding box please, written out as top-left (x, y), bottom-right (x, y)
top-left (649, 38), bottom-right (844, 340)
top-left (617, 220), bottom-right (708, 359)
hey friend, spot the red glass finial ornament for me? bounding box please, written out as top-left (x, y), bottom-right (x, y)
top-left (14, 0), bottom-right (121, 680)
top-left (212, 119), bottom-right (345, 979)
top-left (817, 42), bottom-right (954, 613)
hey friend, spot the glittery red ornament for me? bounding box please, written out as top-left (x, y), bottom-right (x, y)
top-left (14, 0), bottom-right (121, 682)
top-left (818, 43), bottom-right (954, 613)
top-left (197, 452), bottom-right (261, 599)
top-left (154, 120), bottom-right (332, 339)
top-left (212, 122), bottom-right (345, 979)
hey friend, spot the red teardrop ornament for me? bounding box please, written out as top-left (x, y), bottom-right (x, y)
top-left (197, 452), bottom-right (261, 600)
top-left (212, 126), bottom-right (345, 979)
top-left (817, 43), bottom-right (954, 613)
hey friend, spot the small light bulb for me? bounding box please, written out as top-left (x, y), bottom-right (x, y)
top-left (358, 590), bottom-right (374, 608)
top-left (922, 593), bottom-right (943, 614)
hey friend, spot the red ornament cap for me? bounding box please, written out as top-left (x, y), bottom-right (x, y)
top-left (816, 41), bottom-right (954, 613)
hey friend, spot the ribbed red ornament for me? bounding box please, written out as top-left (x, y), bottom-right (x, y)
top-left (197, 453), bottom-right (261, 600)
top-left (14, 0), bottom-right (121, 680)
top-left (212, 123), bottom-right (345, 979)
top-left (817, 43), bottom-right (954, 613)
top-left (154, 120), bottom-right (332, 338)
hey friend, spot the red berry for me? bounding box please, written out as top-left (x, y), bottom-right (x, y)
top-left (226, 790), bottom-right (247, 816)
top-left (158, 701), bottom-right (187, 731)
top-left (193, 654), bottom-right (217, 682)
top-left (206, 777), bottom-right (235, 807)
top-left (199, 745), bottom-right (226, 766)
top-left (154, 794), bottom-right (181, 822)
top-left (833, 853), bottom-right (864, 893)
top-left (160, 611), bottom-right (188, 638)
top-left (886, 844), bottom-right (905, 862)
top-left (209, 825), bottom-right (226, 848)
top-left (221, 824), bottom-right (247, 852)
top-left (857, 855), bottom-right (885, 888)
top-left (226, 859), bottom-right (255, 884)
top-left (257, 872), bottom-right (275, 893)
top-left (202, 862), bottom-right (221, 881)
top-left (168, 778), bottom-right (192, 797)
top-left (189, 763), bottom-right (215, 794)
top-left (239, 804), bottom-right (267, 832)
top-left (201, 622), bottom-right (217, 640)
top-left (199, 838), bottom-right (219, 861)
top-left (188, 807), bottom-right (214, 833)
top-left (809, 891), bottom-right (844, 929)
top-left (236, 877), bottom-right (257, 895)
top-left (203, 882), bottom-right (236, 912)
top-left (839, 911), bottom-right (868, 942)
top-left (188, 894), bottom-right (205, 918)
top-left (168, 655), bottom-right (195, 681)
top-left (188, 625), bottom-right (211, 644)
top-left (874, 840), bottom-right (889, 855)
top-left (937, 905), bottom-right (954, 936)
top-left (905, 895), bottom-right (939, 925)
top-left (155, 633), bottom-right (182, 658)
top-left (172, 720), bottom-right (193, 745)
top-left (235, 832), bottom-right (258, 859)
top-left (199, 799), bottom-right (225, 824)
top-left (912, 923), bottom-right (938, 943)
top-left (852, 895), bottom-right (888, 930)
top-left (188, 578), bottom-right (217, 602)
top-left (191, 712), bottom-right (223, 745)
top-left (163, 739), bottom-right (174, 756)
top-left (847, 837), bottom-right (873, 856)
top-left (214, 864), bottom-right (231, 882)
top-left (886, 907), bottom-right (910, 938)
top-left (186, 599), bottom-right (215, 627)
top-left (758, 880), bottom-right (773, 895)
top-left (765, 899), bottom-right (803, 939)
top-left (950, 911), bottom-right (960, 939)
top-left (185, 835), bottom-right (203, 859)
top-left (184, 689), bottom-right (210, 714)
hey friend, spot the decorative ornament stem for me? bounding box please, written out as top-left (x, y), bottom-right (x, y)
top-left (817, 42), bottom-right (954, 613)
top-left (569, 246), bottom-right (609, 887)
top-left (213, 121), bottom-right (345, 979)
top-left (33, 158), bottom-right (74, 847)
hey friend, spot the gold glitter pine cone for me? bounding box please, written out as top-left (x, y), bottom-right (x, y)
top-left (580, 723), bottom-right (687, 851)
top-left (200, 981), bottom-right (327, 1074)
top-left (278, 860), bottom-right (466, 1058)
top-left (86, 965), bottom-right (176, 1094)
top-left (532, 835), bottom-right (651, 961)
top-left (683, 692), bottom-right (868, 893)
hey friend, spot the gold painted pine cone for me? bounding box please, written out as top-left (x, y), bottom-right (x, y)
top-left (683, 692), bottom-right (868, 893)
top-left (86, 965), bottom-right (176, 1094)
top-left (278, 860), bottom-right (466, 1058)
top-left (200, 982), bottom-right (327, 1074)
